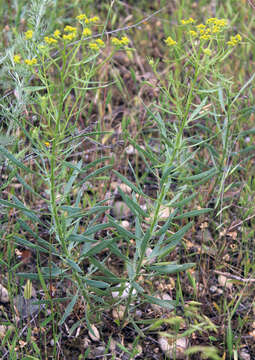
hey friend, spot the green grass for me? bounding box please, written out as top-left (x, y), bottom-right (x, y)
top-left (0, 1), bottom-right (255, 359)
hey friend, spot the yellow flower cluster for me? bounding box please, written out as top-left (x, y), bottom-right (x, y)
top-left (111, 36), bottom-right (130, 46)
top-left (89, 38), bottom-right (105, 51)
top-left (181, 17), bottom-right (195, 25)
top-left (89, 42), bottom-right (99, 51)
top-left (203, 48), bottom-right (212, 56)
top-left (13, 54), bottom-right (21, 64)
top-left (63, 25), bottom-right (77, 41)
top-left (44, 36), bottom-right (57, 44)
top-left (25, 30), bottom-right (33, 40)
top-left (63, 33), bottom-right (76, 41)
top-left (64, 25), bottom-right (77, 33)
top-left (13, 54), bottom-right (38, 66)
top-left (227, 34), bottom-right (242, 46)
top-left (206, 18), bottom-right (228, 27)
top-left (76, 14), bottom-right (99, 24)
top-left (25, 58), bottom-right (37, 65)
top-left (164, 36), bottom-right (177, 46)
top-left (184, 17), bottom-right (228, 42)
top-left (82, 28), bottom-right (92, 36)
top-left (189, 30), bottom-right (197, 37)
top-left (53, 30), bottom-right (61, 39)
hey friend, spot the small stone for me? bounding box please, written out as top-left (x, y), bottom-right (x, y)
top-left (125, 145), bottom-right (136, 155)
top-left (158, 336), bottom-right (188, 359)
top-left (135, 309), bottom-right (143, 318)
top-left (94, 345), bottom-right (105, 356)
top-left (162, 293), bottom-right (172, 301)
top-left (210, 285), bottom-right (218, 293)
top-left (0, 284), bottom-right (9, 303)
top-left (121, 220), bottom-right (130, 229)
top-left (112, 305), bottom-right (125, 320)
top-left (112, 282), bottom-right (137, 299)
top-left (82, 337), bottom-right (91, 349)
top-left (151, 293), bottom-right (173, 313)
top-left (119, 183), bottom-right (132, 194)
top-left (88, 324), bottom-right (100, 342)
top-left (239, 349), bottom-right (251, 360)
top-left (112, 201), bottom-right (130, 219)
top-left (218, 275), bottom-right (233, 289)
top-left (0, 325), bottom-right (6, 338)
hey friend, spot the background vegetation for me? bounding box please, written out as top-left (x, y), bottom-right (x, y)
top-left (0, 0), bottom-right (255, 359)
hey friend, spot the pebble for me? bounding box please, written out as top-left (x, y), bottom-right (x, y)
top-left (112, 282), bottom-right (137, 299)
top-left (112, 201), bottom-right (130, 219)
top-left (239, 349), bottom-right (251, 360)
top-left (0, 284), bottom-right (9, 303)
top-left (88, 324), bottom-right (100, 342)
top-left (112, 305), bottom-right (125, 320)
top-left (158, 336), bottom-right (188, 359)
top-left (218, 275), bottom-right (233, 289)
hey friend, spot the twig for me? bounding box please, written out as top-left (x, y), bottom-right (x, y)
top-left (228, 212), bottom-right (255, 231)
top-left (214, 270), bottom-right (255, 283)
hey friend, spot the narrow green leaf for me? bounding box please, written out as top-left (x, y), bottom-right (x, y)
top-left (83, 279), bottom-right (110, 288)
top-left (118, 187), bottom-right (147, 218)
top-left (108, 217), bottom-right (137, 241)
top-left (149, 262), bottom-right (195, 274)
top-left (0, 145), bottom-right (33, 173)
top-left (82, 222), bottom-right (111, 236)
top-left (143, 294), bottom-right (176, 310)
top-left (64, 159), bottom-right (82, 196)
top-left (81, 238), bottom-right (115, 257)
top-left (112, 170), bottom-right (145, 196)
top-left (13, 236), bottom-right (51, 255)
top-left (59, 293), bottom-right (78, 325)
top-left (89, 257), bottom-right (121, 281)
top-left (179, 168), bottom-right (218, 181)
top-left (175, 208), bottom-right (213, 219)
top-left (154, 209), bottom-right (178, 237)
top-left (77, 165), bottom-right (112, 186)
top-left (63, 258), bottom-right (82, 273)
top-left (187, 97), bottom-right (208, 123)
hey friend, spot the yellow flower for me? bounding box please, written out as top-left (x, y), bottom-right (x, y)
top-left (96, 39), bottom-right (105, 47)
top-left (227, 40), bottom-right (236, 46)
top-left (181, 17), bottom-right (195, 25)
top-left (111, 37), bottom-right (122, 46)
top-left (89, 16), bottom-right (100, 23)
top-left (63, 33), bottom-right (76, 41)
top-left (120, 36), bottom-right (129, 45)
top-left (76, 14), bottom-right (87, 21)
top-left (227, 34), bottom-right (242, 46)
top-left (82, 28), bottom-right (92, 36)
top-left (212, 26), bottom-right (220, 33)
top-left (203, 48), bottom-right (212, 56)
top-left (44, 141), bottom-right (50, 147)
top-left (200, 34), bottom-right (211, 40)
top-left (189, 30), bottom-right (197, 37)
top-left (13, 54), bottom-right (21, 64)
top-left (25, 30), bottom-right (33, 40)
top-left (206, 18), bottom-right (217, 24)
top-left (53, 30), bottom-right (61, 39)
top-left (25, 58), bottom-right (37, 65)
top-left (89, 42), bottom-right (99, 51)
top-left (235, 34), bottom-right (242, 42)
top-left (196, 24), bottom-right (206, 29)
top-left (164, 36), bottom-right (177, 46)
top-left (44, 36), bottom-right (57, 44)
top-left (64, 25), bottom-right (77, 33)
top-left (215, 18), bottom-right (227, 27)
